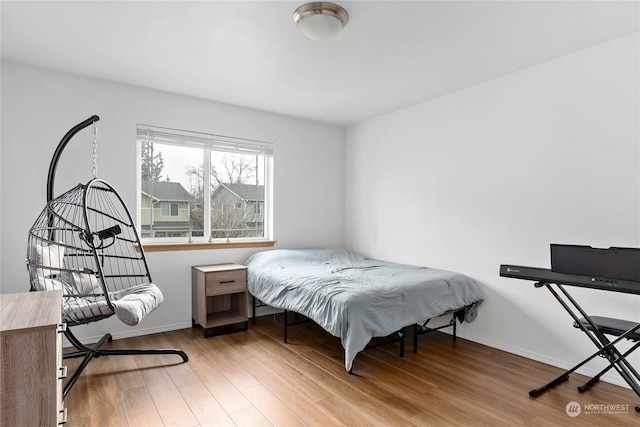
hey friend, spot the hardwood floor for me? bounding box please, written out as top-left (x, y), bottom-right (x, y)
top-left (63, 314), bottom-right (639, 426)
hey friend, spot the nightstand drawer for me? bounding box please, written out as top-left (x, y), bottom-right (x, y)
top-left (205, 270), bottom-right (246, 295)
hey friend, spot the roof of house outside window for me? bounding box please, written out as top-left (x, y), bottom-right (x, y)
top-left (214, 183), bottom-right (264, 201)
top-left (142, 181), bottom-right (191, 202)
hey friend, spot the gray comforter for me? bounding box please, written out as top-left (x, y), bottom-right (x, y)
top-left (245, 248), bottom-right (483, 371)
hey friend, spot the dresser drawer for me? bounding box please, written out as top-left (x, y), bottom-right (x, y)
top-left (205, 270), bottom-right (247, 295)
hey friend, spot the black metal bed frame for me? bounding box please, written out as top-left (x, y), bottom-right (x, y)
top-left (252, 295), bottom-right (462, 372)
top-left (43, 116), bottom-right (188, 398)
top-left (412, 315), bottom-right (459, 353)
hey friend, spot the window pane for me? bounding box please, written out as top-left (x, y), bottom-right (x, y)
top-left (140, 142), bottom-right (203, 238)
top-left (210, 153), bottom-right (265, 239)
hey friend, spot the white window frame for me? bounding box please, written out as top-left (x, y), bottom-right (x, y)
top-left (136, 124), bottom-right (274, 244)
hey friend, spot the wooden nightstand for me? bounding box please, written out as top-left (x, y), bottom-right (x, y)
top-left (191, 264), bottom-right (249, 337)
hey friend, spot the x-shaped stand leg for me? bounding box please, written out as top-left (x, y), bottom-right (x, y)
top-left (529, 282), bottom-right (640, 412)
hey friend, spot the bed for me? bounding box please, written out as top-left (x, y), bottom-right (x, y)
top-left (245, 248), bottom-right (483, 371)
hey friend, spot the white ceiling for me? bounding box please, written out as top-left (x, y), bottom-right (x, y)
top-left (2, 1), bottom-right (638, 126)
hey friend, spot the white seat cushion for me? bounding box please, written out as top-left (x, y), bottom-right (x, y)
top-left (110, 283), bottom-right (164, 326)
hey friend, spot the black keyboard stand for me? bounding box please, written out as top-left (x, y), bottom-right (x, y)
top-left (500, 265), bottom-right (640, 413)
top-left (530, 281), bottom-right (640, 412)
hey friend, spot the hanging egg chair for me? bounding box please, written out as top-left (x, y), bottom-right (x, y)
top-left (26, 115), bottom-right (187, 398)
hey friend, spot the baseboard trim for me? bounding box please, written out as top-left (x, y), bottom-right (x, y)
top-left (461, 331), bottom-right (630, 389)
top-left (62, 321), bottom-right (193, 348)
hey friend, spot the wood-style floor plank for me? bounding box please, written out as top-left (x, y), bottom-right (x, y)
top-left (239, 384), bottom-right (305, 426)
top-left (177, 340), bottom-right (254, 415)
top-left (237, 356), bottom-right (344, 426)
top-left (237, 336), bottom-right (335, 402)
top-left (179, 382), bottom-right (236, 427)
top-left (62, 314), bottom-right (639, 426)
top-left (227, 406), bottom-right (271, 427)
top-left (120, 385), bottom-right (164, 427)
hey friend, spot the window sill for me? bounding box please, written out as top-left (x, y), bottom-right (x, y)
top-left (141, 240), bottom-right (276, 252)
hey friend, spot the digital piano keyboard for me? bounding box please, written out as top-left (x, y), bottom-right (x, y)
top-left (500, 264), bottom-right (640, 295)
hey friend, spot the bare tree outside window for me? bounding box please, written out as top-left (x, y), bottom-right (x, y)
top-left (189, 154), bottom-right (263, 239)
top-left (141, 141), bottom-right (166, 182)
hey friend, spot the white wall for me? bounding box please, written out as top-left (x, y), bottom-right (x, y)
top-left (345, 34), bottom-right (640, 386)
top-left (1, 61), bottom-right (345, 341)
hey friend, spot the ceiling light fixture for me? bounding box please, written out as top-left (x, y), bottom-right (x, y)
top-left (293, 2), bottom-right (349, 41)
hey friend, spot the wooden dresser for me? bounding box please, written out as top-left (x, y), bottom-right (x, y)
top-left (1, 290), bottom-right (66, 426)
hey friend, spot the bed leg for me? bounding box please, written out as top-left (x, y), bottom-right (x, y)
top-left (283, 310), bottom-right (288, 343)
top-left (452, 316), bottom-right (457, 342)
top-left (413, 324), bottom-right (418, 353)
top-left (399, 328), bottom-right (405, 357)
top-left (252, 295), bottom-right (256, 324)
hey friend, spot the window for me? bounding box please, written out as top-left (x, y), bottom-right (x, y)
top-left (137, 125), bottom-right (273, 243)
top-left (161, 203), bottom-right (179, 217)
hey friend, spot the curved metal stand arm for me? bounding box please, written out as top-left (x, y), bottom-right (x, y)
top-left (47, 115), bottom-right (100, 203)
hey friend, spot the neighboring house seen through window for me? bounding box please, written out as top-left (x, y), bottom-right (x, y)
top-left (137, 125), bottom-right (273, 242)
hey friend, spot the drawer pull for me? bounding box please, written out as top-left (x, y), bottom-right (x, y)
top-left (57, 323), bottom-right (67, 333)
top-left (58, 365), bottom-right (68, 380)
top-left (220, 280), bottom-right (235, 284)
top-left (58, 407), bottom-right (68, 425)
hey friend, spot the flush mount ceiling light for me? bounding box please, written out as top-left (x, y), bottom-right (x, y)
top-left (293, 2), bottom-right (349, 41)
